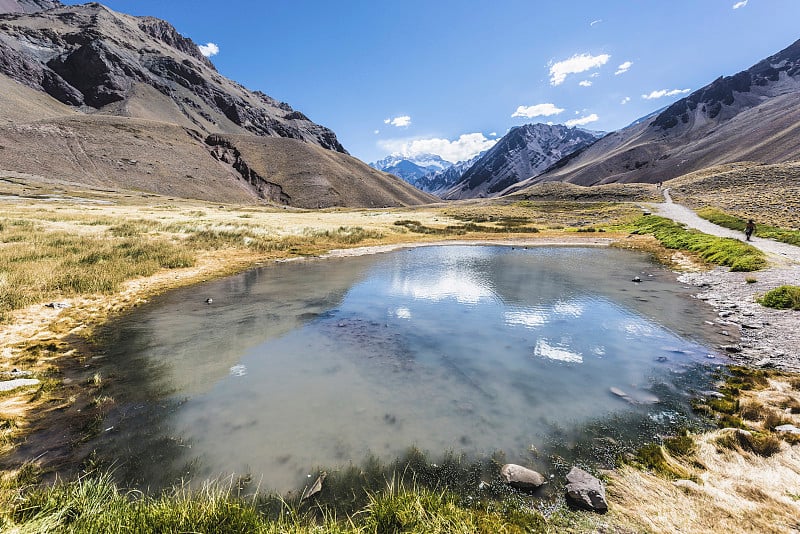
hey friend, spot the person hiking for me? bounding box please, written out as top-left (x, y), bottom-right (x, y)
top-left (745, 219), bottom-right (755, 241)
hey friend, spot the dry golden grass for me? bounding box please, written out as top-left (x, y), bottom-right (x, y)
top-left (667, 161), bottom-right (800, 229)
top-left (609, 373), bottom-right (800, 534)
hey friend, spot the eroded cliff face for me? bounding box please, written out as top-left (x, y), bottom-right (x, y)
top-left (206, 135), bottom-right (291, 205)
top-left (0, 2), bottom-right (346, 153)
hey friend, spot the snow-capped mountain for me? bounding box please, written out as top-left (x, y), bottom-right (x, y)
top-left (370, 153), bottom-right (453, 186)
top-left (371, 153), bottom-right (452, 172)
top-left (442, 124), bottom-right (601, 199)
top-left (415, 153), bottom-right (486, 196)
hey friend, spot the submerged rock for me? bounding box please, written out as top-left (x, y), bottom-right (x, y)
top-left (565, 466), bottom-right (608, 513)
top-left (301, 471), bottom-right (327, 500)
top-left (500, 464), bottom-right (546, 491)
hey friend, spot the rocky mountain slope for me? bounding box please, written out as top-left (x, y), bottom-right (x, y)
top-left (508, 38), bottom-right (800, 192)
top-left (0, 0), bottom-right (60, 14)
top-left (443, 124), bottom-right (599, 199)
top-left (0, 2), bottom-right (435, 207)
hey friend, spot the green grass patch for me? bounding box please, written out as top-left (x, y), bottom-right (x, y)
top-left (630, 215), bottom-right (767, 271)
top-left (757, 285), bottom-right (800, 310)
top-left (2, 471), bottom-right (557, 534)
top-left (631, 443), bottom-right (692, 479)
top-left (697, 207), bottom-right (800, 246)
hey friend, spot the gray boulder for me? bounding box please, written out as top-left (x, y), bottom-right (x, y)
top-left (500, 463), bottom-right (545, 491)
top-left (565, 467), bottom-right (608, 513)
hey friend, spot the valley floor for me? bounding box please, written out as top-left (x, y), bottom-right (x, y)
top-left (1, 177), bottom-right (799, 532)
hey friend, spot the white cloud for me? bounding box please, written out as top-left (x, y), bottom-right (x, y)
top-left (565, 114), bottom-right (599, 127)
top-left (615, 61), bottom-right (633, 75)
top-left (511, 103), bottom-right (565, 118)
top-left (732, 0), bottom-right (748, 8)
top-left (642, 88), bottom-right (691, 100)
top-left (590, 19), bottom-right (602, 26)
top-left (378, 133), bottom-right (498, 163)
top-left (579, 80), bottom-right (592, 87)
top-left (621, 96), bottom-right (631, 105)
top-left (489, 132), bottom-right (497, 137)
top-left (198, 42), bottom-right (219, 57)
top-left (384, 115), bottom-right (411, 127)
top-left (549, 53), bottom-right (610, 86)
top-left (373, 129), bottom-right (380, 135)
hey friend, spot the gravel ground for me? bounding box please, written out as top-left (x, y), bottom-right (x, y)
top-left (652, 189), bottom-right (800, 371)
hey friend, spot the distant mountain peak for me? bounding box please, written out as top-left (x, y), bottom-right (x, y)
top-left (442, 123), bottom-right (601, 199)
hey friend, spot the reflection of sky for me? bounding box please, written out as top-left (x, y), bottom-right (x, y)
top-left (394, 307), bottom-right (412, 319)
top-left (505, 309), bottom-right (547, 327)
top-left (390, 271), bottom-right (496, 304)
top-left (503, 298), bottom-right (585, 330)
top-left (534, 338), bottom-right (583, 363)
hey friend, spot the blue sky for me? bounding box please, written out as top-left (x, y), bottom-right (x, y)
top-left (63, 0), bottom-right (800, 164)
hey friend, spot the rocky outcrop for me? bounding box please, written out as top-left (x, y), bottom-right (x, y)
top-left (0, 0), bottom-right (61, 14)
top-left (499, 463), bottom-right (546, 491)
top-left (564, 467), bottom-right (608, 513)
top-left (137, 16), bottom-right (216, 70)
top-left (205, 135), bottom-right (291, 204)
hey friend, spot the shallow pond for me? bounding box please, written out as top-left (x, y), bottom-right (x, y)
top-left (92, 245), bottom-right (728, 492)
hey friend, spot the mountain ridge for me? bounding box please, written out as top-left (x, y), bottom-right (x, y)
top-left (443, 124), bottom-right (600, 199)
top-left (0, 2), bottom-right (437, 208)
top-left (508, 37), bottom-right (800, 192)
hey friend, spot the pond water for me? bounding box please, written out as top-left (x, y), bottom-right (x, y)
top-left (91, 245), bottom-right (728, 492)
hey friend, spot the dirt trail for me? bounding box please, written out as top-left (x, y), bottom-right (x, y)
top-left (655, 188), bottom-right (800, 265)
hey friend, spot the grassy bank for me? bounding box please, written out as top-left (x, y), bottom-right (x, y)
top-left (1, 450), bottom-right (607, 534)
top-left (610, 367), bottom-right (800, 533)
top-left (696, 207), bottom-right (800, 246)
top-left (630, 215), bottom-right (767, 271)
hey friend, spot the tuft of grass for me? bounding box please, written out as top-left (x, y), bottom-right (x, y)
top-left (757, 285), bottom-right (800, 310)
top-left (630, 215), bottom-right (767, 271)
top-left (307, 226), bottom-right (383, 244)
top-left (697, 207), bottom-right (800, 246)
top-left (715, 430), bottom-right (782, 457)
top-left (663, 430), bottom-right (697, 457)
top-left (631, 443), bottom-right (692, 480)
top-left (739, 400), bottom-right (768, 421)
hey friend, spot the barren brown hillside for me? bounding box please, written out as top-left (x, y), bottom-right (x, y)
top-left (210, 135), bottom-right (437, 209)
top-left (667, 161), bottom-right (800, 228)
